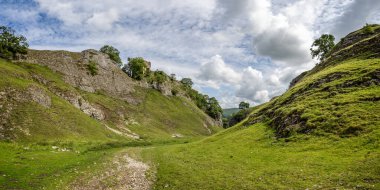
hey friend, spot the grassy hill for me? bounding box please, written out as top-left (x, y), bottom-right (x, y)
top-left (0, 54), bottom-right (220, 189)
top-left (0, 56), bottom-right (219, 142)
top-left (136, 25), bottom-right (380, 189)
top-left (1, 25), bottom-right (379, 189)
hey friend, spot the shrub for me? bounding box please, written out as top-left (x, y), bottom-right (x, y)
top-left (100, 45), bottom-right (122, 66)
top-left (123, 57), bottom-right (148, 80)
top-left (183, 86), bottom-right (222, 120)
top-left (239, 101), bottom-right (250, 109)
top-left (180, 78), bottom-right (193, 87)
top-left (153, 70), bottom-right (168, 84)
top-left (87, 60), bottom-right (98, 76)
top-left (0, 26), bottom-right (29, 60)
top-left (362, 23), bottom-right (375, 34)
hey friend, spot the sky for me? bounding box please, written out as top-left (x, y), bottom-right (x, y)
top-left (1, 0), bottom-right (379, 108)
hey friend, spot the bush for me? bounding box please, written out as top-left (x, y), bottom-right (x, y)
top-left (0, 26), bottom-right (29, 60)
top-left (87, 60), bottom-right (98, 76)
top-left (183, 86), bottom-right (222, 120)
top-left (153, 70), bottom-right (168, 84)
top-left (123, 57), bottom-right (149, 80)
top-left (100, 45), bottom-right (122, 66)
top-left (181, 78), bottom-right (193, 87)
top-left (363, 24), bottom-right (375, 34)
top-left (239, 101), bottom-right (250, 109)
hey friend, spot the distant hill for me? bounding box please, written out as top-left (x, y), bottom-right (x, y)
top-left (222, 108), bottom-right (240, 118)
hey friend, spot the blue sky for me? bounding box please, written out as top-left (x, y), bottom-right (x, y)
top-left (1, 0), bottom-right (379, 108)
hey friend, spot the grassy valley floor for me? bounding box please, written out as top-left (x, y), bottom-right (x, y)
top-left (137, 123), bottom-right (380, 189)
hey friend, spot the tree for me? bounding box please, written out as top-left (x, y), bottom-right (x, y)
top-left (100, 45), bottom-right (122, 66)
top-left (123, 57), bottom-right (148, 80)
top-left (310, 34), bottom-right (335, 61)
top-left (206, 97), bottom-right (223, 120)
top-left (238, 101), bottom-right (250, 109)
top-left (180, 78), bottom-right (193, 87)
top-left (0, 26), bottom-right (29, 60)
top-left (153, 70), bottom-right (168, 84)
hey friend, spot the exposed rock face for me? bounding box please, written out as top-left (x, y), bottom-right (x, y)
top-left (78, 98), bottom-right (105, 120)
top-left (19, 49), bottom-right (221, 128)
top-left (22, 49), bottom-right (135, 100)
top-left (47, 87), bottom-right (105, 120)
top-left (151, 81), bottom-right (173, 96)
top-left (28, 85), bottom-right (51, 108)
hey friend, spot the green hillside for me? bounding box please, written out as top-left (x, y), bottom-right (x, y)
top-left (0, 58), bottom-right (219, 142)
top-left (0, 57), bottom-right (220, 189)
top-left (135, 26), bottom-right (380, 189)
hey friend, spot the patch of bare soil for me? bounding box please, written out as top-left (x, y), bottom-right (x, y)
top-left (70, 153), bottom-right (153, 190)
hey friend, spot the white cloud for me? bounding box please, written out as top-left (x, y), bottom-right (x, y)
top-left (254, 90), bottom-right (270, 102)
top-left (1, 0), bottom-right (378, 109)
top-left (330, 0), bottom-right (380, 38)
top-left (198, 56), bottom-right (272, 105)
top-left (198, 55), bottom-right (241, 87)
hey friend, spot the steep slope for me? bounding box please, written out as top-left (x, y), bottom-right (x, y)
top-left (0, 49), bottom-right (220, 143)
top-left (243, 24), bottom-right (380, 138)
top-left (139, 26), bottom-right (380, 189)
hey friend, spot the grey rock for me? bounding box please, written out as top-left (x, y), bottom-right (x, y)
top-left (28, 85), bottom-right (51, 108)
top-left (21, 49), bottom-right (136, 101)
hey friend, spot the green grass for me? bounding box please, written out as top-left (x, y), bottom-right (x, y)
top-left (140, 123), bottom-right (380, 189)
top-left (0, 142), bottom-right (121, 190)
top-left (0, 58), bottom-right (221, 189)
top-left (135, 40), bottom-right (380, 189)
top-left (1, 27), bottom-right (379, 189)
top-left (243, 58), bottom-right (380, 137)
top-left (0, 58), bottom-right (220, 142)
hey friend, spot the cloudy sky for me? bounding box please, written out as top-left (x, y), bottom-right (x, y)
top-left (1, 0), bottom-right (379, 108)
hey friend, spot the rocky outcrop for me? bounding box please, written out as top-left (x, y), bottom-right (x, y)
top-left (18, 49), bottom-right (221, 129)
top-left (21, 49), bottom-right (136, 101)
top-left (244, 26), bottom-right (380, 138)
top-left (315, 25), bottom-right (380, 71)
top-left (28, 85), bottom-right (51, 108)
top-left (151, 81), bottom-right (173, 96)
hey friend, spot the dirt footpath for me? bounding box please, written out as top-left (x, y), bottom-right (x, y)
top-left (71, 152), bottom-right (154, 190)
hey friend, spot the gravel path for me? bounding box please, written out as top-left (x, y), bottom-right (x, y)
top-left (71, 153), bottom-right (153, 190)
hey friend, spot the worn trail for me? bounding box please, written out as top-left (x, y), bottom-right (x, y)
top-left (71, 152), bottom-right (153, 190)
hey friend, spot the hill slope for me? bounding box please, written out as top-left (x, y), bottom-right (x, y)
top-left (0, 50), bottom-right (220, 143)
top-left (138, 26), bottom-right (380, 189)
top-left (0, 49), bottom-right (221, 189)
